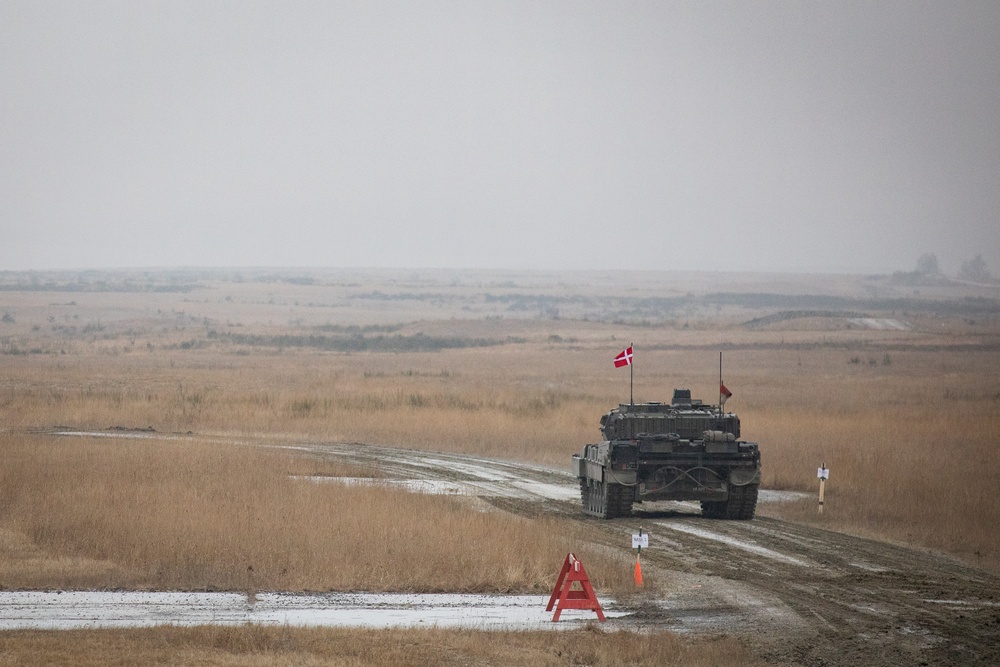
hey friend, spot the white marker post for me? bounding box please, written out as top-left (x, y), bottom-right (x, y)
top-left (817, 464), bottom-right (830, 514)
top-left (632, 529), bottom-right (648, 586)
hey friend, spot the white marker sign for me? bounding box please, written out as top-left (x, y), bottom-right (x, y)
top-left (817, 467), bottom-right (830, 481)
top-left (632, 533), bottom-right (649, 549)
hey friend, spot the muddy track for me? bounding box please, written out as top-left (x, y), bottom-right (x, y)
top-left (305, 441), bottom-right (1000, 667)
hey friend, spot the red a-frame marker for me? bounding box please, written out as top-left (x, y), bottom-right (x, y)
top-left (545, 553), bottom-right (605, 622)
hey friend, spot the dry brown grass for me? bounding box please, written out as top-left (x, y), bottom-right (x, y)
top-left (0, 346), bottom-right (627, 466)
top-left (734, 347), bottom-right (1000, 569)
top-left (1, 274), bottom-right (999, 577)
top-left (0, 433), bottom-right (634, 594)
top-left (0, 625), bottom-right (765, 667)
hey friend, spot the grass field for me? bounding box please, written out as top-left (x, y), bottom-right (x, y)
top-left (0, 433), bottom-right (633, 594)
top-left (3, 342), bottom-right (997, 570)
top-left (0, 268), bottom-right (997, 664)
top-left (0, 625), bottom-right (763, 667)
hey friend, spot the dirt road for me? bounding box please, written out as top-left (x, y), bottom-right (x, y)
top-left (301, 441), bottom-right (1000, 667)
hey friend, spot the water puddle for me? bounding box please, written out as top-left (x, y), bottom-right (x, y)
top-left (299, 476), bottom-right (579, 501)
top-left (53, 430), bottom-right (188, 441)
top-left (0, 591), bottom-right (622, 630)
top-left (757, 490), bottom-right (811, 503)
top-left (510, 480), bottom-right (580, 501)
top-left (301, 476), bottom-right (470, 495)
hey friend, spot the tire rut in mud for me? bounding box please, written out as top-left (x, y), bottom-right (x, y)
top-left (310, 442), bottom-right (1000, 666)
top-left (630, 511), bottom-right (1000, 667)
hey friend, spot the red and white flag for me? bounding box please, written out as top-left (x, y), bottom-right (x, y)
top-left (720, 383), bottom-right (733, 405)
top-left (613, 346), bottom-right (633, 368)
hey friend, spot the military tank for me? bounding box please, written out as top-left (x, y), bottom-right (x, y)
top-left (571, 389), bottom-right (761, 519)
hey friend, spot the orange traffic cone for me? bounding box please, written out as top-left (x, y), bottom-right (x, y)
top-left (634, 557), bottom-right (643, 586)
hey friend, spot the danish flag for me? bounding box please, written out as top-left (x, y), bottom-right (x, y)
top-left (613, 346), bottom-right (633, 368)
top-left (720, 383), bottom-right (733, 405)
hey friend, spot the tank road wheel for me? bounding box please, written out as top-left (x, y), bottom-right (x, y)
top-left (701, 483), bottom-right (758, 520)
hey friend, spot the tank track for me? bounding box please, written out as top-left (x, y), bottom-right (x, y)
top-left (701, 483), bottom-right (758, 520)
top-left (581, 477), bottom-right (633, 519)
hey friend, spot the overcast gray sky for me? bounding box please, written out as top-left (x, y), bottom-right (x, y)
top-left (2, 1), bottom-right (998, 274)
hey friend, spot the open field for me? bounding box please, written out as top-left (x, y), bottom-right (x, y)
top-left (4, 435), bottom-right (997, 665)
top-left (0, 433), bottom-right (632, 594)
top-left (1, 268), bottom-right (999, 569)
top-left (1, 268), bottom-right (999, 664)
top-left (0, 625), bottom-right (760, 667)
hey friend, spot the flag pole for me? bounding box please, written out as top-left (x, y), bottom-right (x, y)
top-left (630, 343), bottom-right (634, 406)
top-left (719, 351), bottom-right (723, 416)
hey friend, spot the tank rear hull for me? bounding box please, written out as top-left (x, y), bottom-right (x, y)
top-left (575, 397), bottom-right (762, 520)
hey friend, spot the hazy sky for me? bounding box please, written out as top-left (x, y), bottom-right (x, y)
top-left (2, 1), bottom-right (998, 274)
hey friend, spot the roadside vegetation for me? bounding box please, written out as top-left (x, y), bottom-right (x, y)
top-left (0, 625), bottom-right (765, 667)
